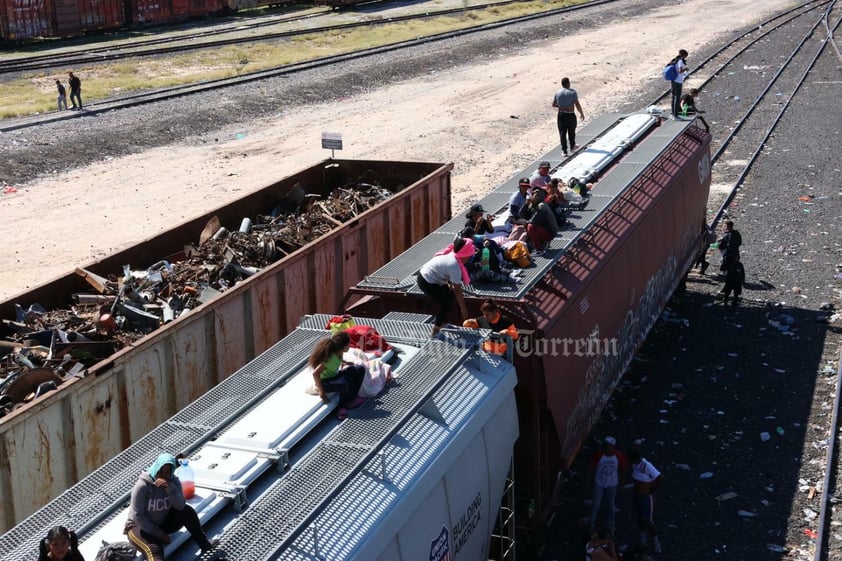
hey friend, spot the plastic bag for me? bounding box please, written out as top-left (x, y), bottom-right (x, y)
top-left (504, 241), bottom-right (532, 268)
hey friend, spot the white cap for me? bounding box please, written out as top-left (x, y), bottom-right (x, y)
top-left (604, 436), bottom-right (616, 446)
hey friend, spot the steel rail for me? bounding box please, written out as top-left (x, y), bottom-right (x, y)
top-left (0, 0), bottom-right (614, 74)
top-left (0, 0), bottom-right (620, 132)
top-left (811, 7), bottom-right (842, 557)
top-left (710, 3), bottom-right (840, 226)
top-left (0, 9), bottom-right (332, 71)
top-left (648, 0), bottom-right (830, 109)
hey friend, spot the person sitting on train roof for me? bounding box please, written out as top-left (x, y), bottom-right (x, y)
top-left (125, 453), bottom-right (218, 561)
top-left (545, 178), bottom-right (569, 225)
top-left (38, 526), bottom-right (85, 561)
top-left (529, 161), bottom-right (553, 190)
top-left (464, 203), bottom-right (495, 235)
top-left (309, 331), bottom-right (367, 416)
top-left (526, 188), bottom-right (559, 252)
top-left (416, 236), bottom-right (473, 337)
top-left (508, 178), bottom-right (532, 224)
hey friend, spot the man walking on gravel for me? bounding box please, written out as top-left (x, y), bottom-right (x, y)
top-left (68, 72), bottom-right (82, 110)
top-left (629, 448), bottom-right (663, 554)
top-left (552, 77), bottom-right (585, 157)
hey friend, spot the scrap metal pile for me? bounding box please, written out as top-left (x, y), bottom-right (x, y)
top-left (0, 182), bottom-right (394, 416)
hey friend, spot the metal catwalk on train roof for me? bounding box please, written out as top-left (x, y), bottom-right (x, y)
top-left (355, 112), bottom-right (696, 300)
top-left (0, 316), bottom-right (515, 561)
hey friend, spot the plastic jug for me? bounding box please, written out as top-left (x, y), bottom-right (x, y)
top-left (175, 459), bottom-right (195, 499)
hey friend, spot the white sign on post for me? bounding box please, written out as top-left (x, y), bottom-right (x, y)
top-left (321, 132), bottom-right (343, 154)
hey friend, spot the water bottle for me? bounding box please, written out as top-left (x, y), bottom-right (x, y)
top-left (480, 247), bottom-right (491, 270)
top-left (175, 459), bottom-right (195, 499)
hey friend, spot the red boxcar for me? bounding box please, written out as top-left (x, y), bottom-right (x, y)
top-left (0, 0), bottom-right (55, 42)
top-left (54, 0), bottom-right (122, 36)
top-left (128, 0), bottom-right (172, 24)
top-left (345, 111), bottom-right (712, 531)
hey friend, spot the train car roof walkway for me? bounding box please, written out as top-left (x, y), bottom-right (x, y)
top-left (355, 112), bottom-right (697, 300)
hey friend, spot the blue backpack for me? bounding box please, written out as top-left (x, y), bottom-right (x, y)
top-left (662, 62), bottom-right (678, 81)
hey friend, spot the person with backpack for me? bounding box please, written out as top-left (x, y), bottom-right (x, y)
top-left (125, 453), bottom-right (218, 561)
top-left (38, 526), bottom-right (85, 561)
top-left (664, 49), bottom-right (689, 117)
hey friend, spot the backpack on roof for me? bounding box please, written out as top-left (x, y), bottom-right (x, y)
top-left (94, 541), bottom-right (137, 561)
top-left (662, 61), bottom-right (678, 81)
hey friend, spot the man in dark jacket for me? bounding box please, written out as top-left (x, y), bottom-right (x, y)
top-left (717, 219), bottom-right (742, 272)
top-left (68, 72), bottom-right (82, 110)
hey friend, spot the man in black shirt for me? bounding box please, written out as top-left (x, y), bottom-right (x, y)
top-left (68, 72), bottom-right (82, 110)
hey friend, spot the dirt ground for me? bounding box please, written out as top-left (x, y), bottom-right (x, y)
top-left (0, 0), bottom-right (797, 300)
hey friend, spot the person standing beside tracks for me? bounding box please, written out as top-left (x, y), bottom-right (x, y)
top-left (716, 219), bottom-right (742, 273)
top-left (587, 436), bottom-right (626, 536)
top-left (55, 80), bottom-right (68, 111)
top-left (628, 448), bottom-right (664, 554)
top-left (552, 77), bottom-right (585, 157)
top-left (668, 49), bottom-right (690, 117)
top-left (125, 453), bottom-right (218, 561)
top-left (68, 72), bottom-right (82, 110)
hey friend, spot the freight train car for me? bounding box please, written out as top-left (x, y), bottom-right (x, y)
top-left (344, 110), bottom-right (712, 530)
top-left (0, 158), bottom-right (452, 533)
top-left (0, 314), bottom-right (520, 561)
top-left (0, 0), bottom-right (123, 43)
top-left (0, 110), bottom-right (709, 560)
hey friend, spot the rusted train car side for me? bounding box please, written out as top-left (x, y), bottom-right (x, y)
top-left (0, 159), bottom-right (451, 533)
top-left (345, 116), bottom-right (712, 527)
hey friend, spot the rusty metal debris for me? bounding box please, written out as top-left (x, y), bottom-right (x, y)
top-left (0, 182), bottom-right (394, 416)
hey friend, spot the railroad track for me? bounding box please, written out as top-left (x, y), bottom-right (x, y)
top-left (0, 0), bottom-right (604, 75)
top-left (0, 0), bottom-right (620, 132)
top-left (554, 1), bottom-right (842, 558)
top-left (645, 0), bottom-right (840, 229)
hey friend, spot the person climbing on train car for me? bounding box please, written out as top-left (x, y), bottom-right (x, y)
top-left (125, 453), bottom-right (218, 561)
top-left (309, 331), bottom-right (366, 414)
top-left (416, 236), bottom-right (473, 336)
top-left (464, 203), bottom-right (495, 235)
top-left (68, 72), bottom-right (82, 110)
top-left (38, 526), bottom-right (85, 561)
top-left (526, 187), bottom-right (559, 252)
top-left (628, 448), bottom-right (664, 554)
top-left (552, 77), bottom-right (585, 156)
top-left (680, 88), bottom-right (710, 132)
top-left (716, 219), bottom-right (742, 272)
top-left (463, 299), bottom-right (519, 354)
